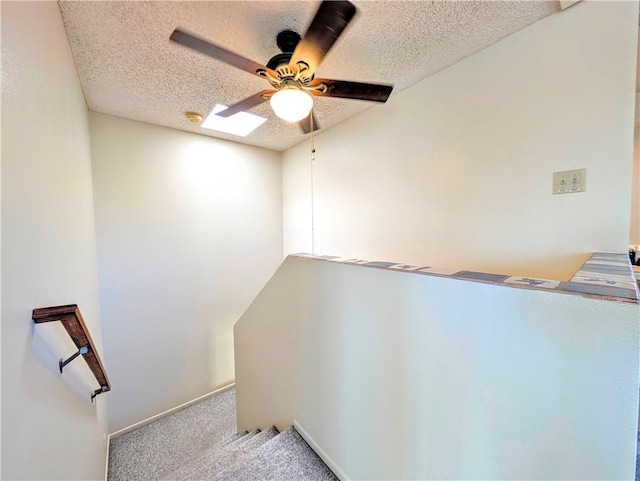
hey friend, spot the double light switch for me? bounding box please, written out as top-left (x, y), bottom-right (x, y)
top-left (552, 168), bottom-right (586, 195)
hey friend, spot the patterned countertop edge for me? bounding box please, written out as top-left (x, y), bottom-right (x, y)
top-left (291, 252), bottom-right (639, 304)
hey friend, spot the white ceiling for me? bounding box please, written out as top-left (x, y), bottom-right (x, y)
top-left (59, 1), bottom-right (560, 152)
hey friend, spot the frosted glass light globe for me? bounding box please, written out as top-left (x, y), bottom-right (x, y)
top-left (270, 89), bottom-right (313, 123)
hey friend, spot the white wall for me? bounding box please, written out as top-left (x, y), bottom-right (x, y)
top-left (1, 2), bottom-right (108, 479)
top-left (632, 127), bottom-right (639, 244)
top-left (89, 113), bottom-right (283, 432)
top-left (283, 1), bottom-right (638, 281)
top-left (235, 256), bottom-right (640, 480)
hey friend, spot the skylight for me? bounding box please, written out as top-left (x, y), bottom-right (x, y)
top-left (201, 104), bottom-right (267, 137)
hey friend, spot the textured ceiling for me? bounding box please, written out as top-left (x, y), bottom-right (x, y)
top-left (59, 1), bottom-right (560, 152)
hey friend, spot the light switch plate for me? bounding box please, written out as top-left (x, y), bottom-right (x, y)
top-left (553, 168), bottom-right (586, 195)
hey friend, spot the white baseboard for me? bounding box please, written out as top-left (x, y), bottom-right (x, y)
top-left (294, 419), bottom-right (349, 481)
top-left (104, 431), bottom-right (110, 481)
top-left (109, 382), bottom-right (235, 439)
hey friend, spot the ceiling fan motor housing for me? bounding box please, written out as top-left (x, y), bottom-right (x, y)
top-left (266, 53), bottom-right (293, 72)
top-left (276, 29), bottom-right (300, 54)
top-left (266, 30), bottom-right (314, 87)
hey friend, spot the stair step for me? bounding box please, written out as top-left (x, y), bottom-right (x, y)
top-left (155, 431), bottom-right (249, 480)
top-left (228, 429), bottom-right (260, 447)
top-left (222, 431), bottom-right (247, 446)
top-left (212, 427), bottom-right (337, 481)
top-left (240, 426), bottom-right (280, 451)
top-left (160, 426), bottom-right (280, 480)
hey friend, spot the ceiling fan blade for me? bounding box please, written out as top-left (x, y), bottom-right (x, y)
top-left (289, 1), bottom-right (357, 78)
top-left (215, 90), bottom-right (275, 118)
top-left (299, 112), bottom-right (320, 134)
top-left (310, 79), bottom-right (393, 102)
top-left (170, 29), bottom-right (278, 79)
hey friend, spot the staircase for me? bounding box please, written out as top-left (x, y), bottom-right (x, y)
top-left (107, 388), bottom-right (337, 481)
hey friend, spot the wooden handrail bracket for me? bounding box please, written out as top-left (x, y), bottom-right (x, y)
top-left (32, 304), bottom-right (111, 401)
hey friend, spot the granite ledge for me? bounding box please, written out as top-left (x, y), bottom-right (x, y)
top-left (291, 252), bottom-right (639, 304)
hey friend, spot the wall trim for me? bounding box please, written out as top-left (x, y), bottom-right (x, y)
top-left (109, 382), bottom-right (235, 439)
top-left (294, 419), bottom-right (350, 481)
top-left (104, 430), bottom-right (110, 481)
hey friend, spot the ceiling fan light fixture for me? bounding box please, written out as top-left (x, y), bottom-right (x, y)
top-left (270, 88), bottom-right (313, 123)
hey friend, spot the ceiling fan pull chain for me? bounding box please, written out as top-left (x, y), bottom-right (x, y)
top-left (310, 109), bottom-right (316, 255)
top-left (311, 111), bottom-right (315, 161)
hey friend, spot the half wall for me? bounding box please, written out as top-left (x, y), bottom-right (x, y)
top-left (235, 255), bottom-right (639, 480)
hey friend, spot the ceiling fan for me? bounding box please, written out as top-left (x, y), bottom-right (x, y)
top-left (170, 0), bottom-right (394, 134)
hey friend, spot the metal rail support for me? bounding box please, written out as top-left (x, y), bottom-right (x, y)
top-left (91, 385), bottom-right (108, 403)
top-left (59, 346), bottom-right (89, 373)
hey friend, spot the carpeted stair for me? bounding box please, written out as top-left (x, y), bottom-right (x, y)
top-left (108, 388), bottom-right (338, 481)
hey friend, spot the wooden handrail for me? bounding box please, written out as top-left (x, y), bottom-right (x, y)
top-left (32, 304), bottom-right (111, 401)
